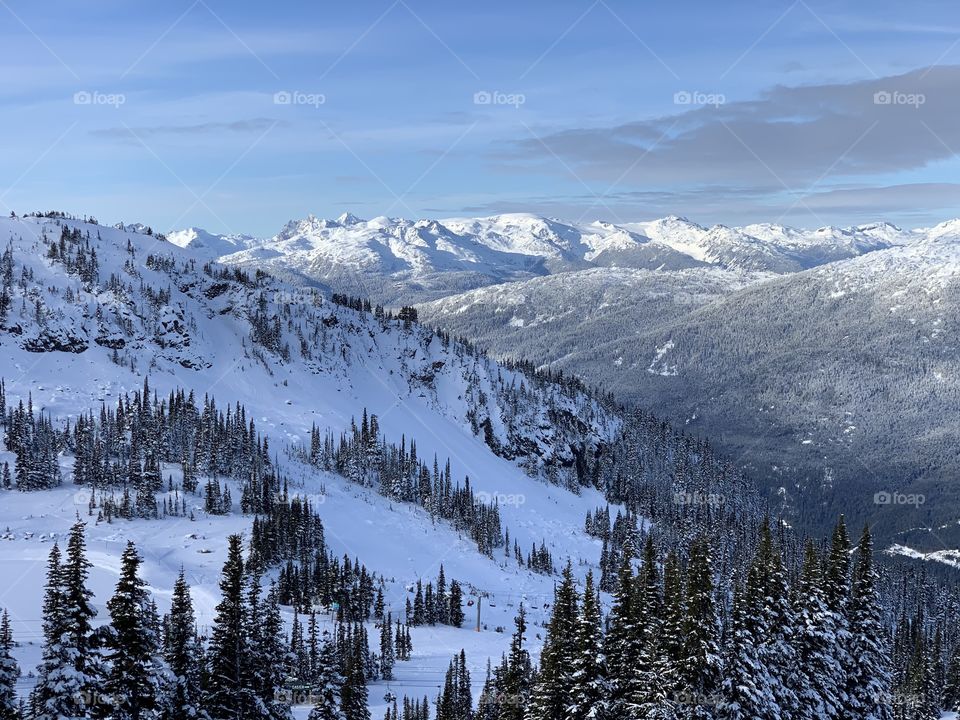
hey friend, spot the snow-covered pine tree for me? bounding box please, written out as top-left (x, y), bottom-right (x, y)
top-left (104, 541), bottom-right (163, 719)
top-left (340, 636), bottom-right (370, 720)
top-left (308, 632), bottom-right (345, 720)
top-left (717, 580), bottom-right (776, 720)
top-left (499, 604), bottom-right (532, 720)
top-left (206, 534), bottom-right (257, 719)
top-left (0, 609), bottom-right (20, 720)
top-left (566, 570), bottom-right (608, 720)
top-left (527, 562), bottom-right (579, 720)
top-left (380, 615), bottom-right (395, 681)
top-left (628, 536), bottom-right (670, 717)
top-left (793, 541), bottom-right (843, 719)
top-left (161, 570), bottom-right (207, 720)
top-left (845, 525), bottom-right (892, 720)
top-left (259, 583), bottom-right (293, 720)
top-left (822, 516), bottom-right (853, 714)
top-left (749, 519), bottom-right (799, 718)
top-left (660, 551), bottom-right (685, 701)
top-left (436, 650), bottom-right (471, 720)
top-left (31, 523), bottom-right (107, 720)
top-left (679, 537), bottom-right (722, 719)
top-left (603, 558), bottom-right (640, 719)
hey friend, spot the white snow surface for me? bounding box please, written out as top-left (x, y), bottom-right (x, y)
top-left (0, 214), bottom-right (621, 715)
top-left (171, 212), bottom-right (945, 282)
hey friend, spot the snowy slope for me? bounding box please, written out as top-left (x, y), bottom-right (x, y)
top-left (0, 212), bottom-right (622, 714)
top-left (418, 227), bottom-right (960, 545)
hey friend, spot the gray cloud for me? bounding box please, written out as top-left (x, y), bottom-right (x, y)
top-left (496, 66), bottom-right (960, 206)
top-left (454, 181), bottom-right (960, 229)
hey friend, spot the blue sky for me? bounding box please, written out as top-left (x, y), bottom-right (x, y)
top-left (0, 0), bottom-right (959, 235)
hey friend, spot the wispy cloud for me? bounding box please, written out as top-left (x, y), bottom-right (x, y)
top-left (90, 117), bottom-right (286, 141)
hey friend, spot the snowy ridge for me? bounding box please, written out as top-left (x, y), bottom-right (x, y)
top-left (0, 212), bottom-right (624, 716)
top-left (170, 211), bottom-right (943, 305)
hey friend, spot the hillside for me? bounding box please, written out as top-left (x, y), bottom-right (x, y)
top-left (0, 211), bottom-right (763, 717)
top-left (419, 232), bottom-right (960, 545)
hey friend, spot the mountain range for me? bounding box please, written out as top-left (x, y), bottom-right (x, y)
top-left (169, 212), bottom-right (960, 546)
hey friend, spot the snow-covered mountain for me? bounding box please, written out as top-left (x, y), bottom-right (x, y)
top-left (174, 212), bottom-right (920, 304)
top-left (419, 227), bottom-right (960, 546)
top-left (0, 209), bottom-right (950, 718)
top-left (159, 209), bottom-right (960, 542)
top-left (0, 211), bottom-right (631, 716)
top-left (166, 226), bottom-right (259, 258)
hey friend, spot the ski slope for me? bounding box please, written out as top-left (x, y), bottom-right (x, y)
top-left (0, 213), bottom-right (621, 714)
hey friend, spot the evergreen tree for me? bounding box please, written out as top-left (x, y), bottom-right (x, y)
top-left (340, 636), bottom-right (370, 720)
top-left (845, 526), bottom-right (892, 720)
top-left (628, 536), bottom-right (669, 717)
top-left (32, 523), bottom-right (105, 720)
top-left (680, 537), bottom-right (722, 719)
top-left (498, 605), bottom-right (531, 720)
top-left (0, 610), bottom-right (20, 720)
top-left (380, 615), bottom-right (395, 681)
top-left (308, 633), bottom-right (345, 720)
top-left (205, 534), bottom-right (256, 719)
top-left (105, 541), bottom-right (163, 719)
top-left (567, 571), bottom-right (608, 720)
top-left (162, 570), bottom-right (206, 720)
top-left (528, 562), bottom-right (579, 720)
top-left (448, 581), bottom-right (465, 628)
top-left (603, 558), bottom-right (639, 719)
top-left (793, 541), bottom-right (843, 720)
top-left (718, 581), bottom-right (776, 720)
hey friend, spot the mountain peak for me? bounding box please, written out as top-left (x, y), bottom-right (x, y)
top-left (336, 212), bottom-right (364, 226)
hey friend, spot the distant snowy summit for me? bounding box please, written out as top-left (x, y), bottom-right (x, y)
top-left (167, 212), bottom-right (958, 304)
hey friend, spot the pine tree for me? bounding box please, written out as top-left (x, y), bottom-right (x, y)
top-left (308, 633), bottom-right (345, 720)
top-left (845, 526), bottom-right (892, 720)
top-left (528, 562), bottom-right (579, 720)
top-left (717, 581), bottom-right (775, 720)
top-left (603, 558), bottom-right (639, 719)
top-left (105, 541), bottom-right (163, 719)
top-left (162, 570), bottom-right (206, 720)
top-left (498, 604), bottom-right (531, 720)
top-left (0, 610), bottom-right (20, 720)
top-left (679, 537), bottom-right (722, 718)
top-left (628, 535), bottom-right (669, 717)
top-left (793, 541), bottom-right (843, 720)
top-left (380, 615), bottom-right (395, 681)
top-left (448, 581), bottom-right (465, 628)
top-left (340, 636), bottom-right (370, 720)
top-left (750, 519), bottom-right (799, 718)
top-left (32, 523), bottom-right (105, 720)
top-left (205, 534), bottom-right (255, 719)
top-left (567, 571), bottom-right (608, 720)
top-left (660, 550), bottom-right (685, 700)
top-left (258, 583), bottom-right (293, 720)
